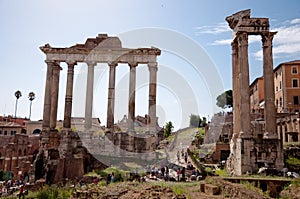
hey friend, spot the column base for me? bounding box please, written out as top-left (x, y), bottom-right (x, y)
top-left (263, 132), bottom-right (278, 139)
top-left (239, 131), bottom-right (252, 139)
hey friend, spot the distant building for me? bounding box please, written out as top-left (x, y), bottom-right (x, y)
top-left (249, 77), bottom-right (264, 113)
top-left (274, 60), bottom-right (300, 113)
top-left (116, 114), bottom-right (163, 132)
top-left (25, 117), bottom-right (104, 135)
top-left (249, 60), bottom-right (300, 114)
top-left (0, 133), bottom-right (40, 180)
top-left (0, 116), bottom-right (28, 135)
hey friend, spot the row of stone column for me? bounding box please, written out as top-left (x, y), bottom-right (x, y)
top-left (232, 31), bottom-right (277, 138)
top-left (42, 61), bottom-right (158, 133)
top-left (106, 62), bottom-right (158, 133)
top-left (277, 119), bottom-right (300, 142)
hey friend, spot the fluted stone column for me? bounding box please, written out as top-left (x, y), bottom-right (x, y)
top-left (148, 62), bottom-right (158, 133)
top-left (107, 63), bottom-right (117, 129)
top-left (85, 62), bottom-right (96, 130)
top-left (50, 63), bottom-right (62, 130)
top-left (128, 62), bottom-right (137, 131)
top-left (232, 40), bottom-right (240, 140)
top-left (237, 32), bottom-right (251, 137)
top-left (63, 61), bottom-right (77, 129)
top-left (42, 60), bottom-right (54, 130)
top-left (262, 32), bottom-right (277, 138)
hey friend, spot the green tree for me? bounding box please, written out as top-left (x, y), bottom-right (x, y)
top-left (164, 121), bottom-right (174, 138)
top-left (14, 90), bottom-right (22, 118)
top-left (216, 89), bottom-right (233, 109)
top-left (189, 114), bottom-right (202, 127)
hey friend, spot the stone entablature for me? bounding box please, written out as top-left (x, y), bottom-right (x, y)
top-left (226, 9), bottom-right (269, 35)
top-left (41, 46), bottom-right (160, 64)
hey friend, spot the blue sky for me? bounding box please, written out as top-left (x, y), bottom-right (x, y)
top-left (0, 0), bottom-right (300, 129)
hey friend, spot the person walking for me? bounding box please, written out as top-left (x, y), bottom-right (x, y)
top-left (177, 168), bottom-right (181, 181)
top-left (18, 184), bottom-right (25, 199)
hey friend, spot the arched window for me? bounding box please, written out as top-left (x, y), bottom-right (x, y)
top-left (21, 129), bottom-right (27, 134)
top-left (33, 129), bottom-right (41, 135)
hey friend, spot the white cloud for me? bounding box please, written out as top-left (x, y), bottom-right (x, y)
top-left (210, 39), bottom-right (232, 45)
top-left (248, 35), bottom-right (261, 43)
top-left (253, 50), bottom-right (263, 61)
top-left (210, 35), bottom-right (261, 46)
top-left (290, 18), bottom-right (300, 24)
top-left (195, 22), bottom-right (230, 35)
top-left (251, 19), bottom-right (300, 60)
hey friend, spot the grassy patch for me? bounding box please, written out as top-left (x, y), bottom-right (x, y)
top-left (215, 169), bottom-right (229, 176)
top-left (286, 155), bottom-right (300, 166)
top-left (167, 133), bottom-right (175, 143)
top-left (283, 142), bottom-right (300, 147)
top-left (95, 167), bottom-right (127, 182)
top-left (26, 185), bottom-right (72, 199)
top-left (240, 180), bottom-right (271, 197)
top-left (291, 179), bottom-right (300, 186)
top-left (152, 181), bottom-right (200, 196)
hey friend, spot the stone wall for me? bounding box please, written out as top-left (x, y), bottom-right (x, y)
top-left (0, 134), bottom-right (39, 180)
top-left (35, 130), bottom-right (107, 184)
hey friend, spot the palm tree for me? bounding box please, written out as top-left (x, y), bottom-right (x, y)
top-left (14, 90), bottom-right (22, 118)
top-left (28, 92), bottom-right (35, 120)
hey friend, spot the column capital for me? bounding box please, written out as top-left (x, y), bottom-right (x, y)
top-left (237, 31), bottom-right (248, 46)
top-left (45, 60), bottom-right (59, 65)
top-left (52, 62), bottom-right (62, 71)
top-left (148, 62), bottom-right (158, 72)
top-left (261, 31), bottom-right (277, 48)
top-left (108, 62), bottom-right (118, 67)
top-left (86, 61), bottom-right (97, 67)
top-left (128, 62), bottom-right (138, 68)
top-left (231, 40), bottom-right (238, 54)
top-left (66, 60), bottom-right (77, 67)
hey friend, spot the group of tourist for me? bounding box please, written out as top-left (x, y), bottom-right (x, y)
top-left (146, 164), bottom-right (171, 181)
top-left (177, 149), bottom-right (188, 164)
top-left (106, 172), bottom-right (115, 185)
top-left (0, 179), bottom-right (27, 198)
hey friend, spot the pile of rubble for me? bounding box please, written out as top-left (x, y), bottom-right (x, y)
top-left (70, 182), bottom-right (186, 199)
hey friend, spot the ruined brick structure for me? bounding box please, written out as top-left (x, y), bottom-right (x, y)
top-left (0, 134), bottom-right (39, 180)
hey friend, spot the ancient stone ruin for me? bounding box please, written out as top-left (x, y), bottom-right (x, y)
top-left (226, 9), bottom-right (284, 175)
top-left (35, 34), bottom-right (161, 183)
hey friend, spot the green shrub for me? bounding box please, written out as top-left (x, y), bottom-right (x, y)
top-left (215, 169), bottom-right (228, 176)
top-left (34, 185), bottom-right (71, 199)
top-left (286, 155), bottom-right (300, 166)
top-left (96, 167), bottom-right (126, 182)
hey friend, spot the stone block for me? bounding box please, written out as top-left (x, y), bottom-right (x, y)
top-left (200, 183), bottom-right (205, 192)
top-left (204, 184), bottom-right (220, 195)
